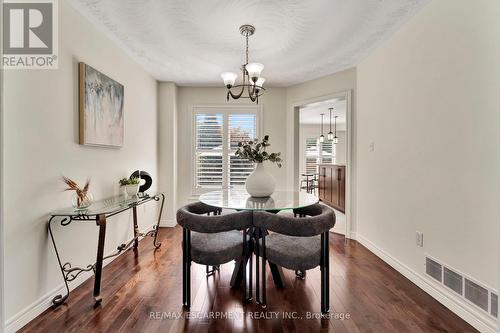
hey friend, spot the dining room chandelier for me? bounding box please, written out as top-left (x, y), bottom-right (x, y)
top-left (221, 24), bottom-right (265, 104)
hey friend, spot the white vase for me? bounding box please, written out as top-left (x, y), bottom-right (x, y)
top-left (125, 184), bottom-right (139, 196)
top-left (245, 162), bottom-right (276, 197)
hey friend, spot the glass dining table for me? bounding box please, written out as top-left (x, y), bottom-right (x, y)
top-left (199, 189), bottom-right (319, 289)
top-left (199, 189), bottom-right (318, 212)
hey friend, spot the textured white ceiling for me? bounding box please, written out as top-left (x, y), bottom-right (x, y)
top-left (70, 0), bottom-right (428, 86)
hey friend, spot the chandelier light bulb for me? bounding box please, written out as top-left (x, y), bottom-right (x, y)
top-left (255, 77), bottom-right (266, 88)
top-left (319, 135), bottom-right (325, 143)
top-left (221, 72), bottom-right (237, 88)
top-left (245, 63), bottom-right (264, 81)
top-left (328, 132), bottom-right (334, 141)
top-left (333, 136), bottom-right (339, 144)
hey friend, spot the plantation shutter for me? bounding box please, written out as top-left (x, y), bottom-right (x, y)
top-left (195, 114), bottom-right (224, 187)
top-left (305, 137), bottom-right (319, 174)
top-left (321, 140), bottom-right (335, 164)
top-left (194, 108), bottom-right (260, 190)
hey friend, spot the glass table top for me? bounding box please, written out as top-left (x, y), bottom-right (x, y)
top-left (198, 189), bottom-right (318, 211)
top-left (50, 193), bottom-right (161, 217)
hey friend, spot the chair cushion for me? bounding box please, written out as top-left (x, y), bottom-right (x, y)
top-left (256, 234), bottom-right (321, 271)
top-left (190, 230), bottom-right (244, 266)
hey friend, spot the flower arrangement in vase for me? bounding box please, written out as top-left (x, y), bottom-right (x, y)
top-left (235, 135), bottom-right (282, 197)
top-left (62, 176), bottom-right (93, 210)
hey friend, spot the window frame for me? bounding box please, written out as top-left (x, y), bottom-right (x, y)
top-left (191, 104), bottom-right (263, 195)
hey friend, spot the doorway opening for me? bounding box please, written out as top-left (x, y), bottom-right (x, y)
top-left (292, 91), bottom-right (352, 237)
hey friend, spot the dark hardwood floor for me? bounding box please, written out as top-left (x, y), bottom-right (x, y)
top-left (20, 226), bottom-right (477, 333)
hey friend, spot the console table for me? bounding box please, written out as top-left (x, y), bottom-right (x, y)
top-left (48, 193), bottom-right (165, 307)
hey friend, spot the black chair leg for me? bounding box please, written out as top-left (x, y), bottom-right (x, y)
top-left (261, 229), bottom-right (267, 308)
top-left (247, 226), bottom-right (253, 301)
top-left (325, 231), bottom-right (330, 311)
top-left (255, 227), bottom-right (260, 304)
top-left (320, 231), bottom-right (329, 314)
top-left (242, 227), bottom-right (247, 303)
top-left (183, 228), bottom-right (191, 309)
top-left (182, 228), bottom-right (186, 306)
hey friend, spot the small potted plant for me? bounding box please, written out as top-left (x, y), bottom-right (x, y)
top-left (119, 176), bottom-right (140, 196)
top-left (236, 135), bottom-right (282, 197)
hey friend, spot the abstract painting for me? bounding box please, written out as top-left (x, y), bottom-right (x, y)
top-left (79, 62), bottom-right (124, 147)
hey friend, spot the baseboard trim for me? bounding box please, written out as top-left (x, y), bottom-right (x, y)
top-left (160, 219), bottom-right (176, 227)
top-left (356, 233), bottom-right (497, 333)
top-left (5, 224), bottom-right (157, 333)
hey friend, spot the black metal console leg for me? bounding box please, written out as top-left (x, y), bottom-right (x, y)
top-left (93, 214), bottom-right (107, 304)
top-left (153, 194), bottom-right (165, 249)
top-left (47, 216), bottom-right (70, 307)
top-left (132, 206), bottom-right (139, 249)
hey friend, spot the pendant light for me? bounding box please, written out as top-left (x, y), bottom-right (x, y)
top-left (319, 113), bottom-right (325, 143)
top-left (327, 107), bottom-right (334, 141)
top-left (333, 113), bottom-right (339, 144)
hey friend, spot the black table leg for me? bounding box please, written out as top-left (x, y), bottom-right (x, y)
top-left (48, 216), bottom-right (70, 307)
top-left (93, 214), bottom-right (107, 304)
top-left (132, 206), bottom-right (139, 249)
top-left (152, 193), bottom-right (165, 249)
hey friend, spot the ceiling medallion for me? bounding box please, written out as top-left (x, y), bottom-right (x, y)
top-left (221, 24), bottom-right (265, 104)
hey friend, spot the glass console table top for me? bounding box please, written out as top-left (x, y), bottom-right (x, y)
top-left (199, 189), bottom-right (318, 211)
top-left (50, 193), bottom-right (161, 217)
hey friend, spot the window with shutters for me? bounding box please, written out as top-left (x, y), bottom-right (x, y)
top-left (304, 137), bottom-right (336, 173)
top-left (193, 106), bottom-right (261, 192)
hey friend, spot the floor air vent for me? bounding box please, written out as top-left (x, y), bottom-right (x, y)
top-left (425, 255), bottom-right (497, 319)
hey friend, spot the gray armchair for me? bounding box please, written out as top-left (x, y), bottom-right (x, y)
top-left (176, 202), bottom-right (253, 309)
top-left (253, 203), bottom-right (335, 314)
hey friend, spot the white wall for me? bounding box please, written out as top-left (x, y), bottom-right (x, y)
top-left (3, 0), bottom-right (159, 329)
top-left (158, 82), bottom-right (178, 226)
top-left (356, 0), bottom-right (499, 330)
top-left (174, 87), bottom-right (287, 208)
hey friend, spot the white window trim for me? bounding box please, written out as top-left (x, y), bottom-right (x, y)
top-left (190, 104), bottom-right (263, 196)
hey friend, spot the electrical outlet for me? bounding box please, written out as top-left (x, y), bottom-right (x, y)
top-left (416, 231), bottom-right (424, 247)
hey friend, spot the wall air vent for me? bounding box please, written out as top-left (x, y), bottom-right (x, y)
top-left (464, 278), bottom-right (489, 312)
top-left (491, 293), bottom-right (498, 318)
top-left (443, 267), bottom-right (463, 295)
top-left (425, 257), bottom-right (442, 282)
top-left (425, 255), bottom-right (497, 320)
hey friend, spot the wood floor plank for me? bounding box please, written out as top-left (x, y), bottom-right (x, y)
top-left (18, 226), bottom-right (478, 333)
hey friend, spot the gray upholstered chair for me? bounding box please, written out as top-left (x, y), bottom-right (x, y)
top-left (253, 203), bottom-right (335, 314)
top-left (176, 202), bottom-right (253, 309)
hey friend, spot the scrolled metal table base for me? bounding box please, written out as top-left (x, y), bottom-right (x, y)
top-left (47, 193), bottom-right (165, 307)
